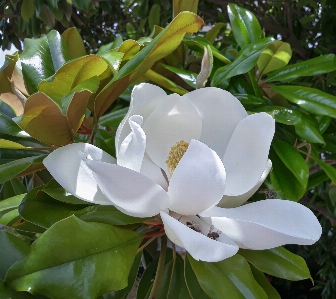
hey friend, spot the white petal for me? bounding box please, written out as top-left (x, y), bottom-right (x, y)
top-left (218, 160), bottom-right (272, 208)
top-left (140, 154), bottom-right (168, 191)
top-left (116, 83), bottom-right (167, 156)
top-left (223, 113), bottom-right (275, 196)
top-left (200, 199), bottom-right (322, 249)
top-left (160, 212), bottom-right (238, 262)
top-left (117, 115), bottom-right (146, 172)
top-left (85, 160), bottom-right (170, 217)
top-left (168, 140), bottom-right (226, 215)
top-left (142, 93), bottom-right (202, 174)
top-left (184, 87), bottom-right (247, 158)
top-left (43, 143), bottom-right (116, 205)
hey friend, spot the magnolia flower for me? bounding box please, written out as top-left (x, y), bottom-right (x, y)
top-left (44, 83), bottom-right (322, 262)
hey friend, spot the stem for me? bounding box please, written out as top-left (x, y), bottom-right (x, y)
top-left (137, 236), bottom-right (156, 253)
top-left (149, 235), bottom-right (167, 299)
top-left (248, 70), bottom-right (263, 98)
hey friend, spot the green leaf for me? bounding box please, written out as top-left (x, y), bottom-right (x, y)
top-left (6, 216), bottom-right (142, 299)
top-left (21, 0), bottom-right (35, 21)
top-left (20, 30), bottom-right (71, 94)
top-left (271, 85), bottom-right (336, 118)
top-left (0, 279), bottom-right (31, 299)
top-left (0, 155), bottom-right (46, 184)
top-left (144, 69), bottom-right (187, 95)
top-left (266, 54), bottom-right (336, 82)
top-left (0, 231), bottom-right (31, 280)
top-left (97, 35), bottom-right (123, 55)
top-left (73, 205), bottom-right (149, 226)
top-left (72, 0), bottom-right (91, 10)
top-left (0, 139), bottom-right (27, 149)
top-left (173, 0), bottom-right (199, 17)
top-left (0, 194), bottom-right (26, 215)
top-left (212, 38), bottom-right (273, 86)
top-left (239, 247), bottom-right (311, 281)
top-left (250, 266), bottom-right (281, 299)
top-left (315, 159), bottom-right (336, 184)
top-left (149, 4), bottom-right (161, 31)
top-left (98, 107), bottom-right (128, 127)
top-left (272, 139), bottom-right (309, 188)
top-left (205, 22), bottom-right (226, 45)
top-left (94, 12), bottom-right (204, 118)
top-left (0, 113), bottom-right (28, 137)
top-left (187, 254), bottom-right (267, 299)
top-left (184, 254), bottom-right (210, 299)
top-left (234, 94), bottom-right (266, 109)
top-left (108, 251), bottom-right (142, 299)
top-left (19, 185), bottom-right (86, 229)
top-left (257, 41), bottom-right (292, 75)
top-left (227, 4), bottom-right (263, 48)
top-left (0, 53), bottom-right (19, 94)
top-left (254, 106), bottom-right (325, 144)
top-left (61, 28), bottom-right (87, 59)
top-left (161, 64), bottom-right (197, 88)
top-left (269, 148), bottom-right (306, 201)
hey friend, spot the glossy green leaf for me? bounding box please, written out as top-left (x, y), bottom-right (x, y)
top-left (250, 266), bottom-right (281, 299)
top-left (6, 216), bottom-right (142, 299)
top-left (0, 53), bottom-right (19, 94)
top-left (61, 28), bottom-right (87, 59)
top-left (98, 107), bottom-right (128, 127)
top-left (205, 22), bottom-right (226, 45)
top-left (0, 113), bottom-right (28, 137)
top-left (266, 54), bottom-right (336, 82)
top-left (100, 51), bottom-right (124, 74)
top-left (0, 279), bottom-right (31, 299)
top-left (161, 64), bottom-right (197, 88)
top-left (173, 0), bottom-right (199, 17)
top-left (0, 155), bottom-right (46, 184)
top-left (257, 41), bottom-right (292, 75)
top-left (307, 169), bottom-right (329, 189)
top-left (0, 139), bottom-right (27, 149)
top-left (239, 247), bottom-right (311, 281)
top-left (184, 36), bottom-right (231, 64)
top-left (227, 4), bottom-right (263, 48)
top-left (272, 85), bottom-right (336, 118)
top-left (187, 254), bottom-right (267, 299)
top-left (144, 69), bottom-right (187, 95)
top-left (109, 251), bottom-right (142, 299)
top-left (254, 106), bottom-right (325, 144)
top-left (73, 205), bottom-right (149, 226)
top-left (234, 94), bottom-right (266, 109)
top-left (212, 38), bottom-right (273, 86)
top-left (94, 12), bottom-right (204, 118)
top-left (272, 139), bottom-right (309, 188)
top-left (269, 148), bottom-right (306, 201)
top-left (19, 185), bottom-right (86, 229)
top-left (0, 194), bottom-right (26, 214)
top-left (0, 209), bottom-right (20, 225)
top-left (149, 4), bottom-right (160, 31)
top-left (97, 35), bottom-right (123, 55)
top-left (20, 30), bottom-right (71, 94)
top-left (21, 0), bottom-right (35, 21)
top-left (315, 159), bottom-right (336, 184)
top-left (184, 254), bottom-right (210, 299)
top-left (0, 231), bottom-right (31, 280)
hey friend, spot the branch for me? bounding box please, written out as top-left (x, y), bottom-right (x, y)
top-left (0, 14), bottom-right (21, 18)
top-left (299, 196), bottom-right (336, 226)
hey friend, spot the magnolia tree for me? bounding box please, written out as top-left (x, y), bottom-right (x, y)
top-left (1, 2), bottom-right (336, 299)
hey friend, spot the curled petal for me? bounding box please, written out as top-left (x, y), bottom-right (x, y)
top-left (200, 199), bottom-right (322, 249)
top-left (117, 115), bottom-right (146, 172)
top-left (218, 160), bottom-right (272, 208)
top-left (143, 93), bottom-right (202, 174)
top-left (140, 154), bottom-right (168, 191)
top-left (43, 143), bottom-right (116, 205)
top-left (116, 83), bottom-right (167, 156)
top-left (160, 212), bottom-right (238, 262)
top-left (85, 160), bottom-right (170, 217)
top-left (168, 140), bottom-right (226, 215)
top-left (184, 87), bottom-right (247, 158)
top-left (223, 113), bottom-right (275, 196)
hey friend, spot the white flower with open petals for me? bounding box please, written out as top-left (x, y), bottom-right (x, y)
top-left (44, 83), bottom-right (322, 262)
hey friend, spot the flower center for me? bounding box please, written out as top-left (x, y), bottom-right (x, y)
top-left (166, 140), bottom-right (189, 176)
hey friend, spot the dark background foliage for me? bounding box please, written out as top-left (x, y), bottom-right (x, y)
top-left (1, 1), bottom-right (336, 298)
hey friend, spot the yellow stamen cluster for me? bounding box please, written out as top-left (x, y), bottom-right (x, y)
top-left (166, 140), bottom-right (189, 176)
